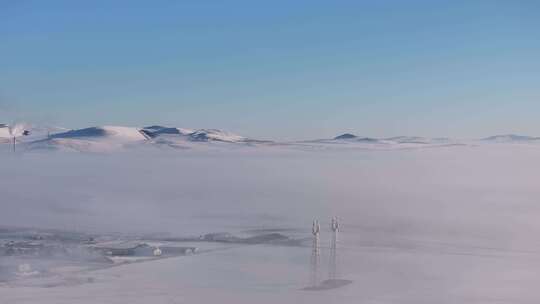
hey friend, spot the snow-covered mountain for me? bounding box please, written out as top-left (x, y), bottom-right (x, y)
top-left (141, 126), bottom-right (249, 143)
top-left (3, 123), bottom-right (540, 153)
top-left (189, 129), bottom-right (246, 142)
top-left (136, 126), bottom-right (269, 151)
top-left (26, 126), bottom-right (148, 152)
top-left (283, 133), bottom-right (469, 152)
top-left (51, 126), bottom-right (146, 140)
top-left (385, 136), bottom-right (450, 144)
top-left (329, 134), bottom-right (453, 145)
top-left (333, 133), bottom-right (358, 140)
top-left (0, 124), bottom-right (10, 143)
top-left (333, 133), bottom-right (379, 143)
top-left (482, 134), bottom-right (540, 143)
top-left (140, 125), bottom-right (194, 138)
top-left (14, 125), bottom-right (270, 152)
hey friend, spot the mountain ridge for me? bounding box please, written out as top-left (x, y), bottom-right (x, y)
top-left (2, 123), bottom-right (540, 152)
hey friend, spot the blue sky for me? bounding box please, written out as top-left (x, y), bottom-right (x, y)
top-left (1, 0), bottom-right (539, 140)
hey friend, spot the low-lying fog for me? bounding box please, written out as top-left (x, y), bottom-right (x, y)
top-left (2, 145), bottom-right (540, 303)
top-left (2, 146), bottom-right (540, 239)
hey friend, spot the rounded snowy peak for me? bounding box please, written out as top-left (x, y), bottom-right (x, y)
top-left (51, 126), bottom-right (147, 141)
top-left (333, 133), bottom-right (378, 143)
top-left (140, 126), bottom-right (194, 138)
top-left (334, 133), bottom-right (358, 140)
top-left (189, 129), bottom-right (246, 142)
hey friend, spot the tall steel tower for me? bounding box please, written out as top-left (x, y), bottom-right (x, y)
top-left (310, 219), bottom-right (321, 287)
top-left (329, 217), bottom-right (339, 280)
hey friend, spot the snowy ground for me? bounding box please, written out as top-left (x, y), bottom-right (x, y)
top-left (2, 144), bottom-right (540, 303)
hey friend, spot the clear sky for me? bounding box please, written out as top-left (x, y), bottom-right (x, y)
top-left (1, 0), bottom-right (539, 140)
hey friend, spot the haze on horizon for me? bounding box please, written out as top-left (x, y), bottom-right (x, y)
top-left (1, 1), bottom-right (539, 140)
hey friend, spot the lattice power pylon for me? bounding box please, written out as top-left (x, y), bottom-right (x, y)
top-left (310, 219), bottom-right (321, 287)
top-left (329, 217), bottom-right (339, 280)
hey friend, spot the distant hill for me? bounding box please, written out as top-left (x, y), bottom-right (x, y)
top-left (482, 134), bottom-right (540, 142)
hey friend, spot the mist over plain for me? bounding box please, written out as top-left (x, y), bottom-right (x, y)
top-left (3, 145), bottom-right (540, 302)
top-left (2, 146), bottom-right (539, 245)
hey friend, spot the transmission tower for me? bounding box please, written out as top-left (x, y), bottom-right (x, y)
top-left (310, 219), bottom-right (321, 287)
top-left (329, 217), bottom-right (339, 280)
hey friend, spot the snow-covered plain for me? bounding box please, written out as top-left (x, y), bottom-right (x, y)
top-left (2, 135), bottom-right (540, 303)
